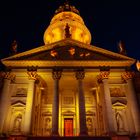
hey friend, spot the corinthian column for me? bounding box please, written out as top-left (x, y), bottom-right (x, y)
top-left (97, 71), bottom-right (115, 135)
top-left (75, 70), bottom-right (87, 136)
top-left (122, 71), bottom-right (140, 135)
top-left (52, 70), bottom-right (62, 136)
top-left (0, 72), bottom-right (15, 133)
top-left (24, 70), bottom-right (38, 135)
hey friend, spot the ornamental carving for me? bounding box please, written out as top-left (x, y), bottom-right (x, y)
top-left (75, 70), bottom-right (85, 80)
top-left (97, 71), bottom-right (110, 83)
top-left (16, 88), bottom-right (27, 96)
top-left (44, 117), bottom-right (51, 136)
top-left (27, 66), bottom-right (38, 80)
top-left (121, 71), bottom-right (135, 81)
top-left (3, 71), bottom-right (16, 81)
top-left (110, 87), bottom-right (125, 97)
top-left (13, 114), bottom-right (22, 132)
top-left (0, 71), bottom-right (4, 79)
top-left (50, 50), bottom-right (58, 57)
top-left (97, 75), bottom-right (102, 83)
top-left (68, 47), bottom-right (75, 56)
top-left (86, 117), bottom-right (93, 133)
top-left (52, 70), bottom-right (62, 80)
top-left (27, 71), bottom-right (38, 80)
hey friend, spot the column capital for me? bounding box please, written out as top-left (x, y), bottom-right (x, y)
top-left (2, 71), bottom-right (16, 81)
top-left (27, 71), bottom-right (38, 80)
top-left (75, 70), bottom-right (85, 80)
top-left (52, 70), bottom-right (62, 80)
top-left (27, 66), bottom-right (38, 80)
top-left (0, 71), bottom-right (5, 79)
top-left (97, 71), bottom-right (110, 83)
top-left (121, 71), bottom-right (135, 81)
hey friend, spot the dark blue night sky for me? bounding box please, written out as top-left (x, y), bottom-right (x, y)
top-left (0, 0), bottom-right (140, 65)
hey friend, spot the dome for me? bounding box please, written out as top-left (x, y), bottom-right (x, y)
top-left (43, 2), bottom-right (91, 45)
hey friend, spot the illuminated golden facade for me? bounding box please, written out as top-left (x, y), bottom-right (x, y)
top-left (0, 1), bottom-right (140, 139)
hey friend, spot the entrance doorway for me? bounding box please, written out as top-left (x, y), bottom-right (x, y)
top-left (64, 118), bottom-right (73, 136)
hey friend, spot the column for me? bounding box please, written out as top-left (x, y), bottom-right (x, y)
top-left (24, 70), bottom-right (38, 135)
top-left (75, 70), bottom-right (88, 136)
top-left (52, 70), bottom-right (62, 136)
top-left (122, 71), bottom-right (140, 135)
top-left (126, 105), bottom-right (136, 135)
top-left (97, 71), bottom-right (115, 135)
top-left (0, 72), bottom-right (15, 133)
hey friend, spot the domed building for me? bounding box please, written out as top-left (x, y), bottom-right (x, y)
top-left (0, 1), bottom-right (140, 140)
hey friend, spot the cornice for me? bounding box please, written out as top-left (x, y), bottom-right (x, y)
top-left (2, 60), bottom-right (135, 68)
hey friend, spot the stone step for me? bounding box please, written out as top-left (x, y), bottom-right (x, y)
top-left (1, 135), bottom-right (139, 140)
top-left (27, 136), bottom-right (111, 140)
top-left (0, 136), bottom-right (111, 140)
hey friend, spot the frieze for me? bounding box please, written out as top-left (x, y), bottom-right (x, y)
top-left (110, 87), bottom-right (125, 97)
top-left (16, 88), bottom-right (27, 96)
top-left (2, 60), bottom-right (134, 68)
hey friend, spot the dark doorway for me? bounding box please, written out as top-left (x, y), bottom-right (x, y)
top-left (64, 118), bottom-right (73, 136)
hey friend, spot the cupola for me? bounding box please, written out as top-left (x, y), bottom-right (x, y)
top-left (43, 1), bottom-right (91, 45)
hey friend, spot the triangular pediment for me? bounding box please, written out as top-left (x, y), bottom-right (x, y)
top-left (1, 39), bottom-right (135, 68)
top-left (86, 110), bottom-right (95, 115)
top-left (62, 110), bottom-right (75, 115)
top-left (112, 101), bottom-right (127, 109)
top-left (42, 111), bottom-right (52, 116)
top-left (11, 101), bottom-right (25, 107)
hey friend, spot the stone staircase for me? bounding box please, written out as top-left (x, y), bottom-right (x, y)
top-left (1, 136), bottom-right (111, 140)
top-left (27, 136), bottom-right (111, 140)
top-left (0, 135), bottom-right (139, 140)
